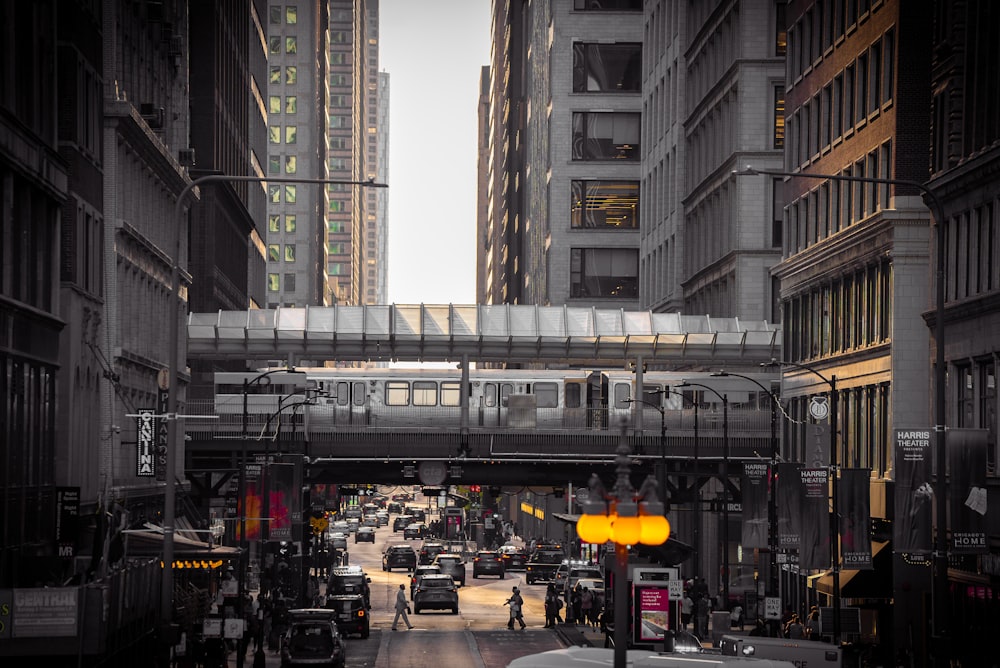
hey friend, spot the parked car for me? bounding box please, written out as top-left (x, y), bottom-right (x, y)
top-left (403, 522), bottom-right (427, 540)
top-left (498, 545), bottom-right (527, 571)
top-left (431, 553), bottom-right (466, 587)
top-left (324, 593), bottom-right (369, 639)
top-left (418, 541), bottom-right (447, 565)
top-left (409, 564), bottom-right (442, 599)
top-left (472, 550), bottom-right (505, 579)
top-left (280, 608), bottom-right (346, 668)
top-left (412, 573), bottom-right (459, 614)
top-left (355, 526), bottom-right (376, 543)
top-left (392, 515), bottom-right (414, 532)
top-left (382, 544), bottom-right (417, 572)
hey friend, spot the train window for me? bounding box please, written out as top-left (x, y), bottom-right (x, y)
top-left (385, 381), bottom-right (410, 406)
top-left (565, 383), bottom-right (582, 408)
top-left (441, 382), bottom-right (461, 407)
top-left (534, 382), bottom-right (558, 408)
top-left (336, 381), bottom-right (350, 406)
top-left (413, 381), bottom-right (438, 406)
top-left (484, 383), bottom-right (497, 407)
top-left (499, 383), bottom-right (513, 407)
top-left (614, 382), bottom-right (631, 408)
top-left (642, 384), bottom-right (663, 405)
top-left (352, 381), bottom-right (365, 406)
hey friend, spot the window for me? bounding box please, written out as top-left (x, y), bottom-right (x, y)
top-left (285, 66), bottom-right (297, 85)
top-left (441, 382), bottom-right (461, 407)
top-left (869, 40), bottom-right (881, 115)
top-left (284, 245), bottom-right (296, 262)
top-left (285, 214), bottom-right (296, 233)
top-left (285, 185), bottom-right (296, 203)
top-left (285, 155), bottom-right (297, 174)
top-left (286, 36), bottom-right (297, 54)
top-left (285, 126), bottom-right (297, 144)
top-left (776, 2), bottom-right (787, 56)
top-left (268, 126), bottom-right (280, 144)
top-left (413, 381), bottom-right (438, 406)
top-left (571, 112), bottom-right (640, 161)
top-left (269, 185), bottom-right (281, 203)
top-left (385, 381), bottom-right (411, 406)
top-left (268, 215), bottom-right (280, 233)
top-left (882, 29), bottom-right (895, 105)
top-left (268, 155), bottom-right (280, 174)
top-left (571, 181), bottom-right (639, 228)
top-left (284, 273), bottom-right (296, 292)
top-left (269, 66), bottom-right (281, 85)
top-left (573, 0), bottom-right (641, 8)
top-left (268, 273), bottom-right (279, 290)
top-left (286, 6), bottom-right (297, 24)
top-left (534, 383), bottom-right (559, 408)
top-left (773, 87), bottom-right (785, 149)
top-left (269, 96), bottom-right (281, 114)
top-left (857, 53), bottom-right (869, 121)
top-left (285, 96), bottom-right (297, 114)
top-left (268, 244), bottom-right (280, 261)
top-left (570, 248), bottom-right (639, 298)
top-left (572, 43), bottom-right (641, 93)
top-left (269, 36), bottom-right (281, 54)
top-left (844, 65), bottom-right (855, 129)
top-left (269, 6), bottom-right (281, 24)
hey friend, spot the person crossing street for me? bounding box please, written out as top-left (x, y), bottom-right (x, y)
top-left (392, 584), bottom-right (414, 630)
top-left (505, 586), bottom-right (526, 629)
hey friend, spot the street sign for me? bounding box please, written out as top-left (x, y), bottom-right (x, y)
top-left (765, 596), bottom-right (781, 620)
top-left (418, 461), bottom-right (447, 486)
top-left (809, 396), bottom-right (830, 421)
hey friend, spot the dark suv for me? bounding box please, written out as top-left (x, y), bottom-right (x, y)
top-left (525, 549), bottom-right (564, 584)
top-left (280, 608), bottom-right (346, 668)
top-left (326, 566), bottom-right (371, 608)
top-left (418, 541), bottom-right (447, 565)
top-left (472, 550), bottom-right (505, 579)
top-left (382, 544), bottom-right (417, 572)
top-left (325, 594), bottom-right (369, 639)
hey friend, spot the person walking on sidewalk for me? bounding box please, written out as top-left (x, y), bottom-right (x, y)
top-left (505, 586), bottom-right (526, 629)
top-left (392, 584), bottom-right (414, 630)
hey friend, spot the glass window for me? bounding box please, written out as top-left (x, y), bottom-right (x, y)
top-left (268, 155), bottom-right (280, 174)
top-left (573, 0), bottom-right (642, 9)
top-left (569, 248), bottom-right (639, 298)
top-left (565, 383), bottom-right (582, 408)
top-left (269, 185), bottom-right (281, 203)
top-left (285, 185), bottom-right (296, 203)
top-left (413, 381), bottom-right (438, 406)
top-left (268, 215), bottom-right (280, 233)
top-left (774, 87), bottom-right (785, 149)
top-left (268, 126), bottom-right (280, 144)
top-left (571, 112), bottom-right (640, 161)
top-left (268, 244), bottom-right (280, 261)
top-left (268, 273), bottom-right (279, 290)
top-left (285, 96), bottom-right (297, 114)
top-left (269, 36), bottom-right (281, 54)
top-left (285, 126), bottom-right (297, 144)
top-left (285, 155), bottom-right (297, 174)
top-left (441, 382), bottom-right (461, 407)
top-left (534, 383), bottom-right (559, 408)
top-left (285, 36), bottom-right (297, 54)
top-left (614, 383), bottom-right (632, 408)
top-left (269, 6), bottom-right (281, 24)
top-left (284, 245), bottom-right (296, 262)
top-left (285, 215), bottom-right (296, 233)
top-left (285, 66), bottom-right (297, 85)
top-left (385, 381), bottom-right (410, 406)
top-left (484, 383), bottom-right (497, 408)
top-left (882, 29), bottom-right (895, 105)
top-left (572, 43), bottom-right (641, 93)
top-left (284, 273), bottom-right (296, 292)
top-left (570, 180), bottom-right (639, 228)
top-left (269, 96), bottom-right (281, 114)
top-left (286, 6), bottom-right (297, 24)
top-left (269, 66), bottom-right (281, 85)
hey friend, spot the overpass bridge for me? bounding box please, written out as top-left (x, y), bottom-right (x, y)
top-left (184, 304), bottom-right (782, 500)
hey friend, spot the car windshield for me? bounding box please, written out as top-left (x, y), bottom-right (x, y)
top-left (437, 557), bottom-right (460, 565)
top-left (423, 579), bottom-right (452, 588)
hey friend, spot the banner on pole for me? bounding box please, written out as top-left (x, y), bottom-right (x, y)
top-left (798, 467), bottom-right (830, 570)
top-left (949, 428), bottom-right (988, 554)
top-left (268, 463), bottom-right (296, 541)
top-left (742, 462), bottom-right (770, 549)
top-left (776, 462), bottom-right (803, 549)
top-left (893, 429), bottom-right (933, 554)
top-left (839, 469), bottom-right (872, 569)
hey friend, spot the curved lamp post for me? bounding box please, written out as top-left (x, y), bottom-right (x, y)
top-left (576, 428), bottom-right (670, 668)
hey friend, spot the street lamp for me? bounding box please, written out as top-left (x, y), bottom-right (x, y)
top-left (624, 396), bottom-right (667, 520)
top-left (677, 382), bottom-right (729, 608)
top-left (762, 358), bottom-right (839, 644)
top-left (735, 165), bottom-right (949, 660)
top-left (576, 426), bottom-right (670, 668)
top-left (711, 371), bottom-right (781, 603)
top-left (161, 174), bottom-right (387, 640)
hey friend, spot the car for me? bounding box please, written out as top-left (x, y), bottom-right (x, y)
top-left (472, 550), bottom-right (505, 579)
top-left (403, 522), bottom-right (427, 540)
top-left (498, 545), bottom-right (527, 571)
top-left (431, 553), bottom-right (466, 587)
top-left (324, 593), bottom-right (369, 639)
top-left (328, 532), bottom-right (348, 551)
top-left (280, 608), bottom-right (346, 668)
top-left (525, 549), bottom-right (564, 584)
top-left (392, 515), bottom-right (414, 532)
top-left (355, 526), bottom-right (376, 543)
top-left (343, 507), bottom-right (362, 520)
top-left (409, 564), bottom-right (442, 599)
top-left (362, 514), bottom-right (379, 528)
top-left (375, 510), bottom-right (389, 526)
top-left (387, 502), bottom-right (403, 514)
top-left (557, 561), bottom-right (603, 594)
top-left (346, 518), bottom-right (359, 534)
top-left (326, 566), bottom-right (371, 608)
top-left (406, 507), bottom-right (426, 523)
top-left (382, 544), bottom-right (417, 572)
top-left (331, 520), bottom-right (350, 534)
top-left (412, 573), bottom-right (459, 614)
top-left (418, 541), bottom-right (447, 565)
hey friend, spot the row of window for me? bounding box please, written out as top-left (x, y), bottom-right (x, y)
top-left (572, 112), bottom-right (640, 161)
top-left (571, 180), bottom-right (638, 229)
top-left (269, 66), bottom-right (297, 85)
top-left (787, 0), bottom-right (884, 83)
top-left (268, 214), bottom-right (296, 234)
top-left (782, 258), bottom-right (892, 362)
top-left (268, 96), bottom-right (297, 115)
top-left (268, 184), bottom-right (297, 203)
top-left (572, 43), bottom-right (641, 93)
top-left (267, 273), bottom-right (296, 292)
top-left (786, 27), bottom-right (895, 169)
top-left (955, 358), bottom-right (998, 473)
top-left (268, 125), bottom-right (297, 144)
top-left (268, 154), bottom-right (297, 175)
top-left (945, 200), bottom-right (1000, 303)
top-left (268, 36), bottom-right (297, 55)
top-left (268, 244), bottom-right (296, 263)
top-left (269, 6), bottom-right (297, 25)
top-left (785, 140), bottom-right (892, 255)
top-left (569, 248), bottom-right (638, 299)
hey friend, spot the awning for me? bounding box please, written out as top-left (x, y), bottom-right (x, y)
top-left (810, 541), bottom-right (891, 598)
top-left (124, 525), bottom-right (242, 559)
top-left (551, 512), bottom-right (695, 567)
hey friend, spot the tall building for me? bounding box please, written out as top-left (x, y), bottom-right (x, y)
top-left (265, 0), bottom-right (332, 307)
top-left (774, 1), bottom-right (933, 662)
top-left (476, 65), bottom-right (491, 305)
top-left (640, 1), bottom-right (786, 319)
top-left (372, 71), bottom-right (391, 305)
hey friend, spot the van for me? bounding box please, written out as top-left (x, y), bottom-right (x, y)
top-left (721, 635), bottom-right (842, 667)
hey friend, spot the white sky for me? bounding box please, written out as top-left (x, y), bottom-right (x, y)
top-left (379, 0), bottom-right (492, 306)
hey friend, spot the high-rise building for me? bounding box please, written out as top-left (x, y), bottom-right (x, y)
top-left (372, 71), bottom-right (391, 305)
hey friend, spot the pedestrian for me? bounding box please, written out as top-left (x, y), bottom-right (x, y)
top-left (805, 605), bottom-right (820, 640)
top-left (570, 583), bottom-right (583, 624)
top-left (785, 613), bottom-right (805, 639)
top-left (587, 589), bottom-right (602, 629)
top-left (580, 587), bottom-right (594, 628)
top-left (505, 586), bottom-right (526, 629)
top-left (730, 603), bottom-right (744, 630)
top-left (544, 587), bottom-right (558, 628)
top-left (680, 591), bottom-right (693, 630)
top-left (391, 584), bottom-right (413, 630)
top-left (693, 594), bottom-right (710, 639)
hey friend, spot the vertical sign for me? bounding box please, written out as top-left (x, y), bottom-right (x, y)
top-left (798, 467), bottom-right (830, 570)
top-left (633, 585), bottom-right (670, 643)
top-left (894, 429), bottom-right (933, 554)
top-left (55, 487), bottom-right (80, 558)
top-left (839, 469), bottom-right (872, 569)
top-left (240, 462), bottom-right (263, 541)
top-left (742, 463), bottom-right (770, 549)
top-left (776, 462), bottom-right (803, 549)
top-left (268, 463), bottom-right (295, 541)
top-left (949, 428), bottom-right (988, 553)
top-left (136, 409), bottom-right (155, 477)
top-left (805, 422), bottom-right (831, 469)
top-left (155, 387), bottom-right (169, 481)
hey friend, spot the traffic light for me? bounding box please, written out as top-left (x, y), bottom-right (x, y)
top-left (469, 485), bottom-right (481, 493)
